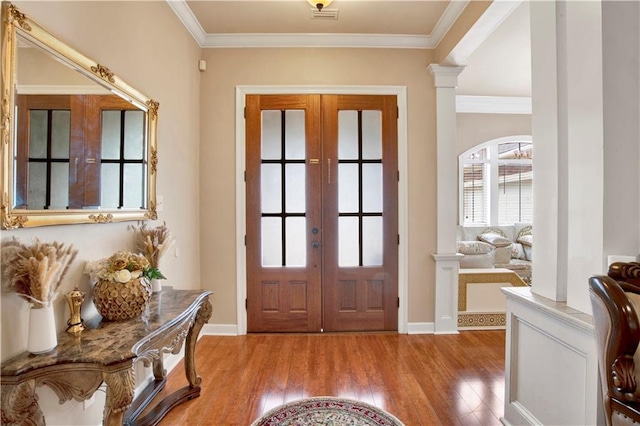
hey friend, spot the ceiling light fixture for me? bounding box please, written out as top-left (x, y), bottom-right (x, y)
top-left (307, 0), bottom-right (333, 11)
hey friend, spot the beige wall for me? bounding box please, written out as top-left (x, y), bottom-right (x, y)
top-left (2, 0), bottom-right (202, 365)
top-left (199, 47), bottom-right (438, 325)
top-left (456, 113), bottom-right (532, 155)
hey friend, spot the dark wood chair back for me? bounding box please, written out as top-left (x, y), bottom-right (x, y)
top-left (589, 262), bottom-right (640, 426)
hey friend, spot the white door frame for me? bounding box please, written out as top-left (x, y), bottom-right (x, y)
top-left (235, 85), bottom-right (408, 335)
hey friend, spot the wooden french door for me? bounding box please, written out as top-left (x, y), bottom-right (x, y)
top-left (246, 94), bottom-right (398, 332)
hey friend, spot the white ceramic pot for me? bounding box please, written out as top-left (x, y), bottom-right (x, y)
top-left (150, 279), bottom-right (162, 293)
top-left (27, 305), bottom-right (57, 354)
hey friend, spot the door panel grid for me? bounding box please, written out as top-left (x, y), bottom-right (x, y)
top-left (260, 110), bottom-right (307, 267)
top-left (337, 110), bottom-right (384, 267)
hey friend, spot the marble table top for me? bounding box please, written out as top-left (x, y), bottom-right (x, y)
top-left (1, 287), bottom-right (211, 377)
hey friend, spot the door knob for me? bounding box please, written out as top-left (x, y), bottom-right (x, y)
top-left (311, 241), bottom-right (320, 248)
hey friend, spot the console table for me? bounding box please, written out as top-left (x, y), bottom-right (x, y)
top-left (1, 287), bottom-right (212, 426)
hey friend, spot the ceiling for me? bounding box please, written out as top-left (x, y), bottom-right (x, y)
top-left (167, 0), bottom-right (532, 96)
top-left (169, 0), bottom-right (469, 48)
top-left (457, 1), bottom-right (531, 97)
top-left (188, 1), bottom-right (449, 35)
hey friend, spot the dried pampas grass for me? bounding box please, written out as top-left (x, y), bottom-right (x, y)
top-left (1, 238), bottom-right (78, 308)
top-left (133, 222), bottom-right (175, 269)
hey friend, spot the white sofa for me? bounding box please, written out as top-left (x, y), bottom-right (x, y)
top-left (456, 223), bottom-right (532, 284)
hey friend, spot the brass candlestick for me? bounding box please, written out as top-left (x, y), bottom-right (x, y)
top-left (65, 287), bottom-right (86, 334)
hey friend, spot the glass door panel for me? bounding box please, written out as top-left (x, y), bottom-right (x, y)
top-left (261, 217), bottom-right (282, 267)
top-left (362, 216), bottom-right (383, 266)
top-left (260, 109), bottom-right (307, 268)
top-left (362, 164), bottom-right (382, 212)
top-left (361, 110), bottom-right (382, 159)
top-left (337, 110), bottom-right (383, 267)
top-left (285, 110), bottom-right (306, 159)
top-left (338, 216), bottom-right (359, 267)
top-left (260, 164), bottom-right (282, 213)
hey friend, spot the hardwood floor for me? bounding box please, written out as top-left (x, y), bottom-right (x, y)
top-left (157, 331), bottom-right (506, 425)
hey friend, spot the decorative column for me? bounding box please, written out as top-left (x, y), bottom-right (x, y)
top-left (428, 64), bottom-right (465, 334)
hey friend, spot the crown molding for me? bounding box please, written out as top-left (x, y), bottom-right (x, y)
top-left (203, 33), bottom-right (431, 49)
top-left (168, 0), bottom-right (468, 49)
top-left (166, 0), bottom-right (207, 46)
top-left (431, 0), bottom-right (470, 47)
top-left (455, 95), bottom-right (532, 114)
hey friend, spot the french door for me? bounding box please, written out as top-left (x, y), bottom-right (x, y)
top-left (246, 94), bottom-right (398, 332)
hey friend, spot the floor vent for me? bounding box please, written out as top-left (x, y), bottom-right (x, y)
top-left (310, 8), bottom-right (339, 20)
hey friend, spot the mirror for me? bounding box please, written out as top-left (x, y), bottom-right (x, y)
top-left (1, 3), bottom-right (158, 228)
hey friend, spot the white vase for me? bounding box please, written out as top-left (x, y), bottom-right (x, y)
top-left (151, 279), bottom-right (162, 293)
top-left (27, 305), bottom-right (57, 354)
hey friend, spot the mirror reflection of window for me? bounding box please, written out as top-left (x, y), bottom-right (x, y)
top-left (27, 110), bottom-right (71, 209)
top-left (16, 95), bottom-right (147, 210)
top-left (101, 110), bottom-right (146, 209)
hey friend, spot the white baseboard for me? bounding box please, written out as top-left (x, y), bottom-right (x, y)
top-left (499, 416), bottom-right (512, 425)
top-left (204, 323), bottom-right (431, 335)
top-left (202, 323), bottom-right (239, 336)
top-left (407, 322), bottom-right (435, 334)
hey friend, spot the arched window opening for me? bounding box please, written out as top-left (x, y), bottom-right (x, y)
top-left (459, 136), bottom-right (532, 226)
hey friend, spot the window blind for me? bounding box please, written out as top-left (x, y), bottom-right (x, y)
top-left (462, 162), bottom-right (488, 224)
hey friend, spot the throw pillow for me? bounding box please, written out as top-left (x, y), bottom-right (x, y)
top-left (493, 246), bottom-right (512, 264)
top-left (478, 232), bottom-right (512, 248)
top-left (511, 243), bottom-right (527, 260)
top-left (517, 234), bottom-right (533, 247)
top-left (459, 253), bottom-right (494, 269)
top-left (456, 241), bottom-right (493, 255)
top-left (517, 225), bottom-right (533, 239)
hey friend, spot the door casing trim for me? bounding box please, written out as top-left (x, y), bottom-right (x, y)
top-left (235, 85), bottom-right (409, 335)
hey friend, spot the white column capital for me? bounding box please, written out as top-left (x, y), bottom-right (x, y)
top-left (427, 64), bottom-right (466, 88)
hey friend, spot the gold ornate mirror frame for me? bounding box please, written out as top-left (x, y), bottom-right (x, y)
top-left (0, 3), bottom-right (158, 229)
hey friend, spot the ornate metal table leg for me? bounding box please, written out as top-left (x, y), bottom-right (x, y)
top-left (184, 298), bottom-right (212, 388)
top-left (102, 368), bottom-right (135, 426)
top-left (1, 381), bottom-right (45, 426)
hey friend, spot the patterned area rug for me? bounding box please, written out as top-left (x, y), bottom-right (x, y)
top-left (251, 397), bottom-right (405, 426)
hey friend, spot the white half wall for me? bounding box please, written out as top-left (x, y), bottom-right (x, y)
top-left (502, 287), bottom-right (602, 426)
